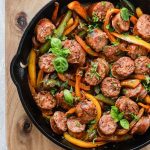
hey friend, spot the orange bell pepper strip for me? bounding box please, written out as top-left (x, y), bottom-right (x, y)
top-left (67, 1), bottom-right (88, 21)
top-left (28, 78), bottom-right (37, 96)
top-left (75, 35), bottom-right (99, 57)
top-left (111, 32), bottom-right (150, 51)
top-left (136, 7), bottom-right (143, 18)
top-left (51, 2), bottom-right (59, 23)
top-left (120, 79), bottom-right (140, 88)
top-left (64, 132), bottom-right (107, 148)
top-left (57, 73), bottom-right (90, 91)
top-left (28, 49), bottom-right (36, 87)
top-left (144, 95), bottom-right (150, 104)
top-left (36, 70), bottom-right (43, 86)
top-left (65, 107), bottom-right (76, 116)
top-left (65, 18), bottom-right (74, 30)
top-left (130, 74), bottom-right (149, 81)
top-left (64, 16), bottom-right (79, 35)
top-left (75, 69), bottom-right (83, 98)
top-left (130, 16), bottom-right (138, 25)
top-left (138, 102), bottom-right (150, 109)
top-left (104, 8), bottom-right (120, 43)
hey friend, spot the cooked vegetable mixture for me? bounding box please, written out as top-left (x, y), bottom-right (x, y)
top-left (28, 0), bottom-right (150, 148)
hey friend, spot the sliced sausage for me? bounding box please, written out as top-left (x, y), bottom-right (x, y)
top-left (137, 85), bottom-right (147, 100)
top-left (63, 40), bottom-right (86, 65)
top-left (34, 91), bottom-right (56, 110)
top-left (35, 18), bottom-right (55, 43)
top-left (112, 12), bottom-right (130, 33)
top-left (76, 100), bottom-right (97, 124)
top-left (111, 57), bottom-right (135, 79)
top-left (102, 45), bottom-right (124, 63)
top-left (131, 116), bottom-right (150, 135)
top-left (133, 14), bottom-right (150, 41)
top-left (134, 56), bottom-right (150, 75)
top-left (38, 53), bottom-right (56, 73)
top-left (98, 113), bottom-right (117, 135)
top-left (85, 58), bottom-right (109, 86)
top-left (88, 1), bottom-right (114, 22)
top-left (86, 28), bottom-right (108, 52)
top-left (50, 111), bottom-right (67, 135)
top-left (122, 83), bottom-right (142, 98)
top-left (67, 117), bottom-right (86, 139)
top-left (101, 77), bottom-right (121, 98)
top-left (127, 44), bottom-right (148, 60)
top-left (115, 96), bottom-right (139, 120)
top-left (55, 91), bottom-right (71, 110)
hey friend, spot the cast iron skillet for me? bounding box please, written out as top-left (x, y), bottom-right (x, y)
top-left (10, 0), bottom-right (150, 149)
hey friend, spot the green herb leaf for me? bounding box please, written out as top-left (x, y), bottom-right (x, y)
top-left (110, 106), bottom-right (120, 122)
top-left (130, 113), bottom-right (139, 121)
top-left (61, 81), bottom-right (68, 88)
top-left (51, 37), bottom-right (62, 49)
top-left (118, 112), bottom-right (124, 120)
top-left (50, 88), bottom-right (57, 96)
top-left (53, 57), bottom-right (68, 73)
top-left (147, 64), bottom-right (150, 69)
top-left (120, 7), bottom-right (130, 21)
top-left (92, 13), bottom-right (99, 22)
top-left (90, 62), bottom-right (101, 80)
top-left (120, 119), bottom-right (129, 129)
top-left (63, 89), bottom-right (73, 106)
top-left (88, 119), bottom-right (96, 125)
top-left (106, 24), bottom-right (115, 32)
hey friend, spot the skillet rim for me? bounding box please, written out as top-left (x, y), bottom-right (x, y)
top-left (10, 0), bottom-right (150, 150)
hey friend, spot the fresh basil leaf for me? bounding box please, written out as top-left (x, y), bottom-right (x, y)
top-left (50, 88), bottom-right (57, 96)
top-left (130, 113), bottom-right (139, 121)
top-left (51, 37), bottom-right (62, 49)
top-left (147, 64), bottom-right (150, 69)
top-left (63, 89), bottom-right (73, 106)
top-left (120, 7), bottom-right (130, 21)
top-left (106, 24), bottom-right (115, 32)
top-left (53, 57), bottom-right (68, 73)
top-left (88, 119), bottom-right (96, 125)
top-left (110, 106), bottom-right (120, 122)
top-left (120, 119), bottom-right (129, 129)
top-left (118, 112), bottom-right (124, 120)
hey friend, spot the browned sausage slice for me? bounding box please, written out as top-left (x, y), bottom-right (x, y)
top-left (86, 28), bottom-right (108, 52)
top-left (67, 117), bottom-right (86, 139)
top-left (63, 40), bottom-right (86, 65)
top-left (131, 116), bottom-right (150, 135)
top-left (112, 12), bottom-right (130, 33)
top-left (101, 77), bottom-right (121, 98)
top-left (133, 14), bottom-right (150, 41)
top-left (38, 53), bottom-right (56, 73)
top-left (34, 91), bottom-right (56, 110)
top-left (115, 96), bottom-right (139, 120)
top-left (111, 57), bottom-right (135, 79)
top-left (127, 44), bottom-right (148, 60)
top-left (50, 111), bottom-right (67, 135)
top-left (98, 113), bottom-right (117, 135)
top-left (88, 1), bottom-right (114, 22)
top-left (35, 18), bottom-right (55, 43)
top-left (134, 56), bottom-right (150, 75)
top-left (75, 100), bottom-right (97, 124)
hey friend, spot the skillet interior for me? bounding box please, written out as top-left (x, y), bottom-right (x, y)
top-left (10, 0), bottom-right (150, 149)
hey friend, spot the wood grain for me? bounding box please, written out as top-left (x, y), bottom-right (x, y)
top-left (5, 0), bottom-right (150, 150)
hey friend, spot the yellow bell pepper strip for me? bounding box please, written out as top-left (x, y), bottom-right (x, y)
top-left (53, 10), bottom-right (72, 38)
top-left (57, 73), bottom-right (90, 91)
top-left (64, 132), bottom-right (107, 148)
top-left (65, 18), bottom-right (74, 30)
top-left (51, 2), bottom-right (59, 23)
top-left (130, 74), bottom-right (149, 81)
top-left (120, 79), bottom-right (140, 88)
top-left (95, 94), bottom-right (115, 105)
top-left (65, 107), bottom-right (76, 116)
top-left (138, 102), bottom-right (150, 109)
top-left (130, 16), bottom-right (137, 25)
top-left (111, 32), bottom-right (150, 51)
top-left (84, 92), bottom-right (102, 122)
top-left (28, 49), bottom-right (36, 87)
top-left (64, 16), bottom-right (79, 36)
top-left (36, 70), bottom-right (43, 86)
top-left (115, 108), bottom-right (144, 135)
top-left (104, 8), bottom-right (120, 43)
top-left (67, 1), bottom-right (88, 21)
top-left (75, 69), bottom-right (83, 98)
top-left (144, 95), bottom-right (150, 104)
top-left (28, 78), bottom-right (37, 96)
top-left (75, 35), bottom-right (99, 57)
top-left (136, 7), bottom-right (143, 18)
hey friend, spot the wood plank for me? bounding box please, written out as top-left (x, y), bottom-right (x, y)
top-left (5, 0), bottom-right (150, 150)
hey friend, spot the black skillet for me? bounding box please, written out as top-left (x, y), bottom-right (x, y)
top-left (10, 0), bottom-right (150, 149)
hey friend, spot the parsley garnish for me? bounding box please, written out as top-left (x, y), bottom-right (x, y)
top-left (106, 24), bottom-right (115, 32)
top-left (120, 7), bottom-right (130, 21)
top-left (92, 13), bottom-right (99, 22)
top-left (90, 62), bottom-right (101, 80)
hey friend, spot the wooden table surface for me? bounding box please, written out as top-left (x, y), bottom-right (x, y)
top-left (5, 0), bottom-right (150, 150)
